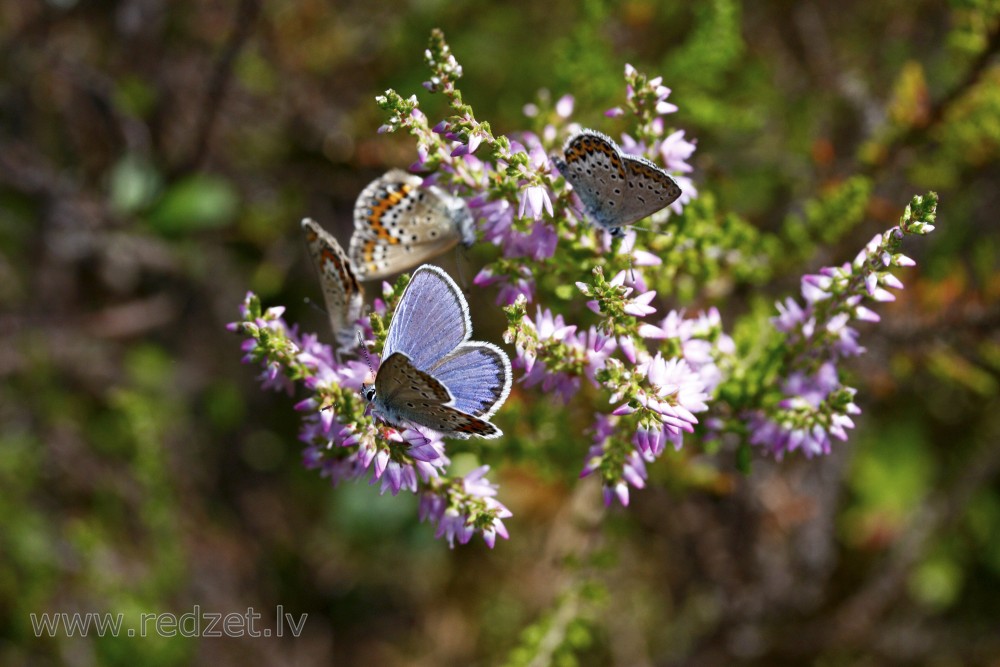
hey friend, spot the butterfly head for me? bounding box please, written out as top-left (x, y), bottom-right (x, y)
top-left (356, 331), bottom-right (378, 403)
top-left (361, 374), bottom-right (377, 403)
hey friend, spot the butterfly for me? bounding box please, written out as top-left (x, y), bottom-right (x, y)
top-left (301, 218), bottom-right (365, 351)
top-left (349, 170), bottom-right (475, 281)
top-left (363, 264), bottom-right (512, 439)
top-left (552, 129), bottom-right (682, 237)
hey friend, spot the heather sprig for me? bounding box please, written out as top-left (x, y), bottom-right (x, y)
top-left (736, 192), bottom-right (939, 458)
top-left (380, 32), bottom-right (695, 310)
top-left (233, 29), bottom-right (939, 539)
top-left (229, 287), bottom-right (509, 549)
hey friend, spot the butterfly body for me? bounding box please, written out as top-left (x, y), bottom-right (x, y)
top-left (365, 265), bottom-right (511, 439)
top-left (350, 170), bottom-right (475, 280)
top-left (553, 130), bottom-right (682, 236)
top-left (301, 218), bottom-right (364, 351)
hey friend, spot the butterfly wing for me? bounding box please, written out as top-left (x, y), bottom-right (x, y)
top-left (374, 352), bottom-right (501, 439)
top-left (375, 351), bottom-right (452, 406)
top-left (301, 218), bottom-right (364, 348)
top-left (375, 264), bottom-right (510, 440)
top-left (350, 170), bottom-right (473, 280)
top-left (615, 155), bottom-right (682, 224)
top-left (554, 130), bottom-right (628, 231)
top-left (382, 265), bottom-right (471, 369)
top-left (426, 342), bottom-right (512, 418)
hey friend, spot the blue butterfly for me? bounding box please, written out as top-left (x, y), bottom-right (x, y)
top-left (364, 265), bottom-right (511, 439)
top-left (553, 130), bottom-right (682, 237)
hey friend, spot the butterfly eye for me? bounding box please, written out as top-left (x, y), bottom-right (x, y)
top-left (362, 385), bottom-right (376, 402)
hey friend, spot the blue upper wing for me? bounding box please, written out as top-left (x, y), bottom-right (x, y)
top-left (382, 265), bottom-right (471, 370)
top-left (427, 342), bottom-right (512, 418)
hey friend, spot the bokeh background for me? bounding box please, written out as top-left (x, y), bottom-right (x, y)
top-left (2, 1), bottom-right (999, 665)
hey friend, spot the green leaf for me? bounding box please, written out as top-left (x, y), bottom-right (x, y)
top-left (146, 174), bottom-right (239, 234)
top-left (108, 154), bottom-right (162, 215)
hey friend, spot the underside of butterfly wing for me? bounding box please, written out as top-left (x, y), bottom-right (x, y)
top-left (554, 131), bottom-right (627, 231)
top-left (352, 236), bottom-right (463, 281)
top-left (301, 218), bottom-right (364, 349)
top-left (373, 352), bottom-right (502, 439)
top-left (615, 155), bottom-right (683, 224)
top-left (350, 170), bottom-right (473, 280)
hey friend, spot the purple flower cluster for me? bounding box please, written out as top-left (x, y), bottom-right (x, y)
top-left (229, 292), bottom-right (511, 548)
top-left (746, 227), bottom-right (924, 458)
top-left (581, 414), bottom-right (654, 507)
top-left (421, 66), bottom-right (698, 306)
top-left (419, 466), bottom-right (513, 548)
top-left (605, 64), bottom-right (698, 215)
top-left (578, 307), bottom-right (728, 506)
top-left (237, 28), bottom-right (941, 549)
top-left (509, 304), bottom-right (616, 402)
top-left (502, 256), bottom-right (729, 506)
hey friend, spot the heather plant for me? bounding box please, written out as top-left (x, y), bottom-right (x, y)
top-left (230, 30), bottom-right (937, 548)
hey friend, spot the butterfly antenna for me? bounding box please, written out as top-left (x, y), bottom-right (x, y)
top-left (303, 296), bottom-right (328, 316)
top-left (629, 224), bottom-right (673, 239)
top-left (454, 244), bottom-right (470, 293)
top-left (356, 330), bottom-right (375, 375)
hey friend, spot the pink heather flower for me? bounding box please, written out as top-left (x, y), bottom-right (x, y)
top-left (619, 133), bottom-right (647, 156)
top-left (503, 221), bottom-right (559, 261)
top-left (782, 362), bottom-right (839, 407)
top-left (656, 99), bottom-right (678, 115)
top-left (668, 175), bottom-right (696, 214)
top-left (419, 466), bottom-right (512, 548)
top-left (605, 482), bottom-right (627, 506)
top-left (882, 273), bottom-right (905, 290)
top-left (773, 297), bottom-right (811, 334)
top-left (622, 448), bottom-right (651, 488)
top-left (581, 415), bottom-right (655, 507)
top-left (618, 335), bottom-right (637, 364)
top-left (474, 198), bottom-right (515, 245)
top-left (855, 305), bottom-right (881, 322)
top-left (583, 327), bottom-right (616, 381)
top-left (624, 290), bottom-right (657, 317)
top-left (658, 130), bottom-right (696, 173)
top-left (802, 278), bottom-right (831, 304)
top-left (594, 270), bottom-right (658, 318)
top-left (474, 265), bottom-right (536, 305)
top-left (631, 353), bottom-right (708, 435)
top-left (517, 308), bottom-right (614, 402)
top-left (638, 308), bottom-right (733, 394)
top-left (555, 94), bottom-right (574, 118)
top-left (519, 184), bottom-right (554, 221)
top-left (313, 448), bottom-right (371, 486)
top-left (748, 364), bottom-right (860, 459)
top-left (434, 508), bottom-right (474, 548)
top-left (864, 271), bottom-right (878, 295)
top-left (618, 231), bottom-right (663, 267)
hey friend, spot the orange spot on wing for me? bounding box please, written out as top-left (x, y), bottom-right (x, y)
top-left (365, 185), bottom-right (411, 244)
